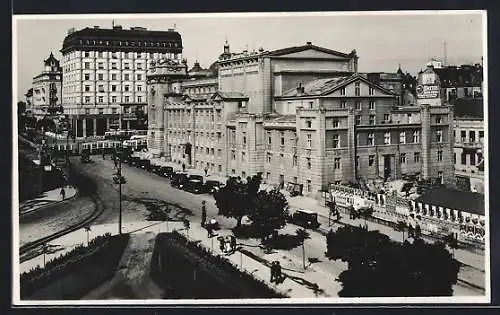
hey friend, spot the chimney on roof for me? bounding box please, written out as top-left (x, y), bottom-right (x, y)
top-left (306, 41), bottom-right (312, 45)
top-left (113, 25), bottom-right (122, 30)
top-left (296, 83), bottom-right (305, 95)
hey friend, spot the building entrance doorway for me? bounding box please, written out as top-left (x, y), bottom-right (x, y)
top-left (383, 155), bottom-right (392, 181)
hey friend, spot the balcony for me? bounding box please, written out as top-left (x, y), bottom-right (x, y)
top-left (455, 139), bottom-right (483, 149)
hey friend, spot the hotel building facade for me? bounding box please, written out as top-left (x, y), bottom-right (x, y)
top-left (147, 42), bottom-right (454, 196)
top-left (60, 25), bottom-right (183, 137)
top-left (31, 53), bottom-right (63, 119)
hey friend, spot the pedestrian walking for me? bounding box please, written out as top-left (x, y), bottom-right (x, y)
top-left (270, 261), bottom-right (277, 283)
top-left (204, 167), bottom-right (208, 177)
top-left (276, 261), bottom-right (283, 284)
top-left (201, 201), bottom-right (207, 227)
top-left (60, 187), bottom-right (66, 200)
top-left (207, 223), bottom-right (213, 238)
top-left (182, 163), bottom-right (186, 173)
top-left (230, 235), bottom-right (237, 253)
top-left (102, 150), bottom-right (106, 160)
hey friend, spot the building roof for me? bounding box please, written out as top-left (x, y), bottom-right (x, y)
top-left (44, 52), bottom-right (60, 66)
top-left (452, 97), bottom-right (484, 119)
top-left (267, 43), bottom-right (355, 59)
top-left (414, 186), bottom-right (485, 215)
top-left (61, 26), bottom-right (183, 53)
top-left (264, 114), bottom-right (296, 123)
top-left (211, 91), bottom-right (249, 100)
top-left (434, 64), bottom-right (483, 88)
top-left (281, 74), bottom-right (396, 98)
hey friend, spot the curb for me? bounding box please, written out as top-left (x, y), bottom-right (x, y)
top-left (19, 186), bottom-right (80, 218)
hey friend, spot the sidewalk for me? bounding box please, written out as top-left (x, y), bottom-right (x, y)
top-left (19, 186), bottom-right (77, 215)
top-left (19, 220), bottom-right (315, 298)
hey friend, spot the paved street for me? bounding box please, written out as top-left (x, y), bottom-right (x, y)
top-left (60, 156), bottom-right (484, 297)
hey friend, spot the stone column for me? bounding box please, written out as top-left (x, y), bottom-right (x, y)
top-left (127, 121), bottom-right (131, 130)
top-left (106, 117), bottom-right (110, 131)
top-left (82, 118), bottom-right (87, 138)
top-left (93, 118), bottom-right (97, 136)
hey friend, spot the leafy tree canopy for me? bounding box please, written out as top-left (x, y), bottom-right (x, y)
top-left (250, 189), bottom-right (289, 240)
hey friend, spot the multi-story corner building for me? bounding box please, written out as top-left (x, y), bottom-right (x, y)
top-left (452, 97), bottom-right (485, 193)
top-left (146, 42), bottom-right (454, 196)
top-left (60, 25), bottom-right (183, 137)
top-left (31, 52), bottom-right (62, 119)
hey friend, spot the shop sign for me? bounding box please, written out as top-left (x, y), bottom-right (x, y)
top-left (416, 84), bottom-right (440, 99)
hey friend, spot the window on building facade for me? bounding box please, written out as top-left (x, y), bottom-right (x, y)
top-left (334, 157), bottom-right (341, 169)
top-left (333, 134), bottom-right (340, 148)
top-left (355, 82), bottom-right (360, 96)
top-left (98, 73), bottom-right (104, 80)
top-left (355, 115), bottom-right (361, 126)
top-left (111, 73), bottom-right (117, 80)
top-left (340, 87), bottom-right (346, 96)
top-left (98, 108), bottom-right (104, 114)
top-left (137, 96), bottom-right (143, 103)
top-left (369, 87), bottom-right (374, 95)
top-left (307, 157), bottom-right (311, 169)
top-left (98, 62), bottom-right (104, 70)
top-left (85, 85), bottom-right (90, 92)
top-left (453, 153), bottom-right (456, 164)
top-left (309, 101), bottom-right (314, 109)
top-left (84, 51), bottom-right (90, 58)
top-left (267, 131), bottom-right (272, 145)
top-left (280, 132), bottom-right (285, 146)
top-left (306, 120), bottom-right (312, 128)
top-left (232, 150), bottom-right (236, 160)
top-left (461, 152), bottom-right (467, 165)
top-left (438, 171), bottom-right (443, 184)
top-left (98, 96), bottom-right (103, 103)
top-left (85, 108), bottom-right (90, 114)
top-left (307, 180), bottom-right (312, 193)
top-left (307, 134), bottom-right (312, 148)
top-left (400, 153), bottom-right (407, 164)
top-left (267, 152), bottom-right (272, 164)
top-left (98, 85), bottom-right (104, 92)
top-left (124, 96), bottom-right (130, 103)
top-left (436, 116), bottom-right (442, 124)
top-left (414, 152), bottom-right (421, 163)
top-left (111, 52), bottom-right (117, 59)
top-left (369, 155), bottom-right (375, 166)
top-left (399, 131), bottom-right (406, 144)
top-left (84, 73), bottom-right (90, 80)
top-left (84, 96), bottom-right (90, 103)
top-left (470, 131), bottom-right (476, 143)
top-left (384, 114), bottom-right (390, 121)
top-left (124, 85), bottom-right (130, 92)
top-left (436, 130), bottom-right (443, 143)
top-left (137, 74), bottom-right (142, 81)
top-left (333, 118), bottom-right (340, 128)
top-left (293, 155), bottom-right (297, 166)
top-left (340, 99), bottom-right (347, 109)
top-left (368, 133), bottom-right (374, 146)
top-left (384, 132), bottom-right (391, 145)
top-left (112, 108), bottom-right (117, 114)
top-left (369, 99), bottom-right (375, 110)
top-left (217, 149), bottom-right (222, 157)
top-left (124, 63), bottom-right (130, 70)
top-left (437, 150), bottom-right (443, 162)
top-left (111, 96), bottom-right (117, 103)
top-left (111, 63), bottom-right (117, 70)
top-left (479, 131), bottom-right (484, 141)
top-left (242, 132), bottom-right (247, 146)
top-left (137, 63), bottom-right (143, 70)
top-left (111, 85), bottom-right (117, 92)
top-left (413, 130), bottom-right (420, 143)
top-left (369, 115), bottom-right (375, 125)
top-left (280, 153), bottom-right (284, 165)
top-left (470, 153), bottom-right (476, 165)
top-left (460, 130), bottom-right (466, 142)
top-left (355, 101), bottom-right (361, 110)
top-left (124, 74), bottom-right (130, 81)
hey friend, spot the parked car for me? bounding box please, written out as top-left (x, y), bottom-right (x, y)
top-left (157, 166), bottom-right (174, 178)
top-left (289, 209), bottom-right (320, 229)
top-left (138, 159), bottom-right (152, 171)
top-left (205, 180), bottom-right (224, 195)
top-left (184, 178), bottom-right (205, 194)
top-left (207, 218), bottom-right (220, 230)
top-left (129, 156), bottom-right (140, 167)
top-left (171, 173), bottom-right (188, 189)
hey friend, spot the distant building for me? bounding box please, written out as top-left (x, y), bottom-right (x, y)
top-left (452, 97), bottom-right (484, 193)
top-left (24, 88), bottom-right (34, 115)
top-left (431, 62), bottom-right (483, 102)
top-left (60, 25), bottom-right (183, 137)
top-left (31, 52), bottom-right (62, 119)
top-left (146, 42), bottom-right (455, 196)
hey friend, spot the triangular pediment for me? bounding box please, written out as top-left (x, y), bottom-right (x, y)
top-left (322, 75), bottom-right (396, 97)
top-left (269, 45), bottom-right (352, 60)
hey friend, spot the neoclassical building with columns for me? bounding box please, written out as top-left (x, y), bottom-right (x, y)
top-left (146, 41), bottom-right (455, 196)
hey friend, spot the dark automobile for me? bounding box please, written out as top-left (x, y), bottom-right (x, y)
top-left (184, 178), bottom-right (205, 194)
top-left (138, 159), bottom-right (152, 171)
top-left (158, 166), bottom-right (174, 178)
top-left (129, 156), bottom-right (140, 167)
top-left (205, 180), bottom-right (224, 195)
top-left (171, 173), bottom-right (188, 189)
top-left (289, 209), bottom-right (320, 230)
top-left (152, 164), bottom-right (162, 174)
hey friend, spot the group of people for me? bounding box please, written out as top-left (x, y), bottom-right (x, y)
top-left (217, 235), bottom-right (237, 254)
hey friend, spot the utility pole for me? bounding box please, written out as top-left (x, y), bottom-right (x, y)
top-left (118, 144), bottom-right (123, 235)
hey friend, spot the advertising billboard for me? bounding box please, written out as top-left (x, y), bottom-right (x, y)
top-left (416, 84), bottom-right (440, 99)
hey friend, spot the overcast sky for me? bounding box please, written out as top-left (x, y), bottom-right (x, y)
top-left (14, 12), bottom-right (485, 102)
